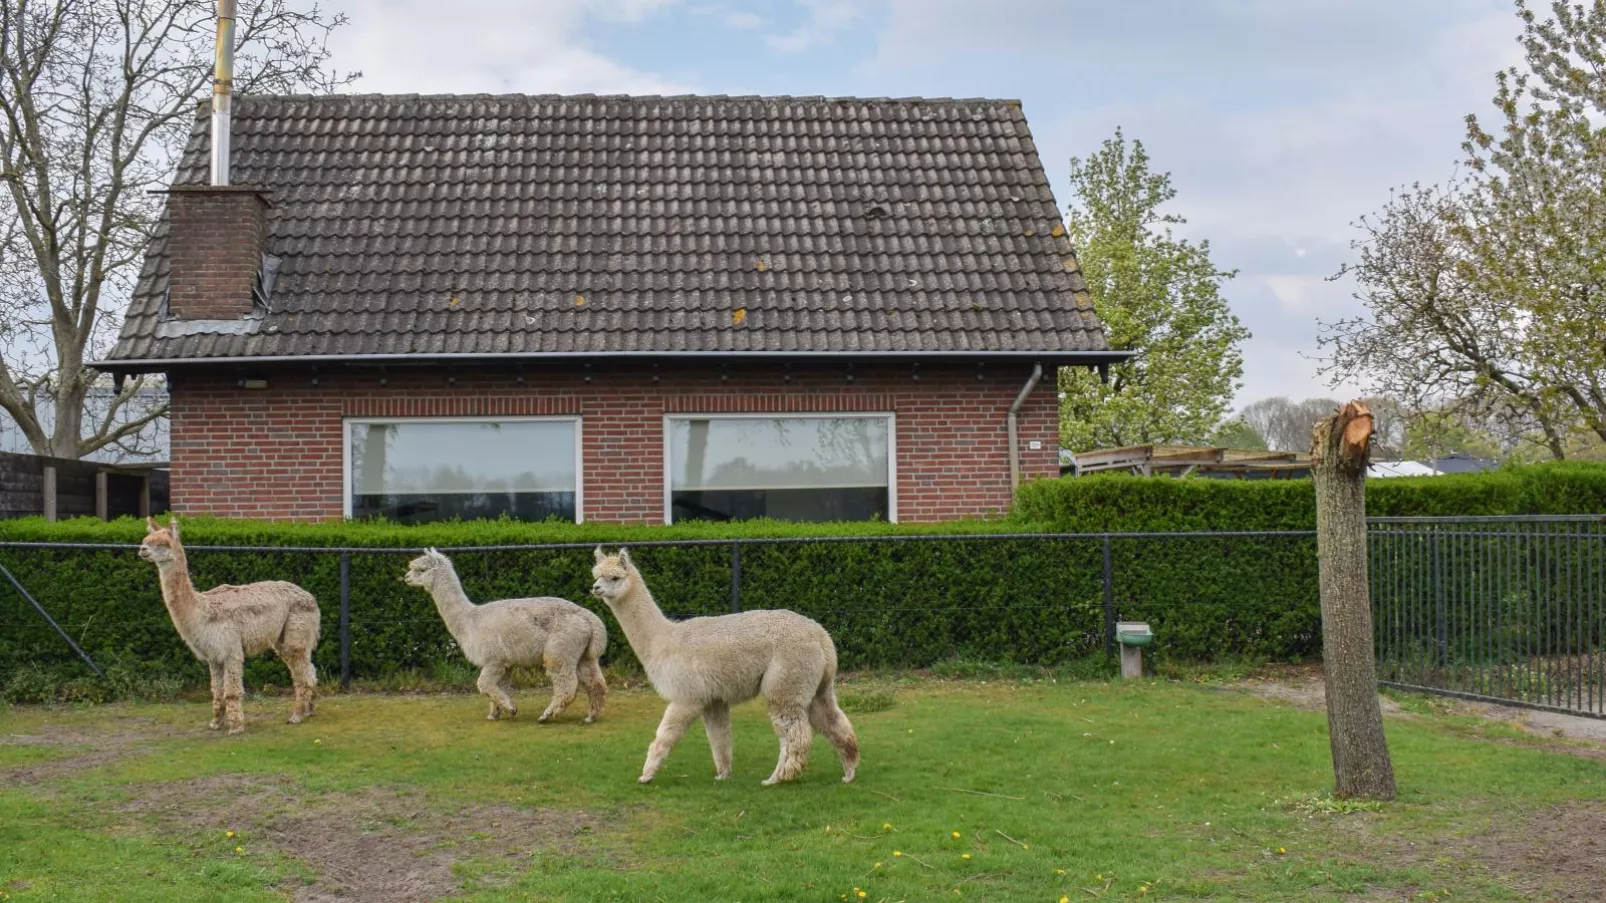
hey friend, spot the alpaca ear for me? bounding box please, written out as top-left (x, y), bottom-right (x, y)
top-left (618, 547), bottom-right (632, 567)
top-left (168, 517), bottom-right (180, 540)
top-left (145, 517), bottom-right (158, 534)
top-left (593, 545), bottom-right (606, 563)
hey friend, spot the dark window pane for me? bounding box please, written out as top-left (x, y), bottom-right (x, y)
top-left (352, 491), bottom-right (575, 524)
top-left (671, 488), bottom-right (887, 523)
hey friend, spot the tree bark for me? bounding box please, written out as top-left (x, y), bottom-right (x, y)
top-left (1311, 400), bottom-right (1397, 800)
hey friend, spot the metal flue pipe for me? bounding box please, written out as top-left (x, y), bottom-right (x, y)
top-left (210, 0), bottom-right (236, 186)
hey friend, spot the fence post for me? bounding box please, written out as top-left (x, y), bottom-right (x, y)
top-left (1432, 528), bottom-right (1447, 668)
top-left (339, 552), bottom-right (351, 690)
top-left (1102, 535), bottom-right (1116, 660)
top-left (730, 541), bottom-right (742, 613)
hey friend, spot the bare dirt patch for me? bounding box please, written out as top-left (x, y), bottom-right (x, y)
top-left (115, 775), bottom-right (597, 903)
top-left (1337, 800), bottom-right (1606, 901)
top-left (1231, 670), bottom-right (1606, 749)
top-left (0, 722), bottom-right (165, 787)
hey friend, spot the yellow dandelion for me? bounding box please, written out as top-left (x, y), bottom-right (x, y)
top-left (1061, 897), bottom-right (1070, 903)
top-left (952, 831), bottom-right (961, 839)
top-left (1277, 847), bottom-right (1287, 855)
top-left (893, 850), bottom-right (902, 857)
top-left (225, 830), bottom-right (236, 838)
top-left (961, 853), bottom-right (972, 860)
top-left (235, 846), bottom-right (244, 854)
top-left (1023, 843), bottom-right (1030, 850)
top-left (874, 862), bottom-right (883, 869)
top-left (858, 893), bottom-right (867, 900)
top-left (314, 739), bottom-right (322, 745)
top-left (883, 822), bottom-right (892, 831)
top-left (1097, 874), bottom-right (1105, 881)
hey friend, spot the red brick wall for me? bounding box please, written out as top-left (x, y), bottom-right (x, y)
top-left (168, 361), bottom-right (1062, 523)
top-left (166, 186), bottom-right (267, 320)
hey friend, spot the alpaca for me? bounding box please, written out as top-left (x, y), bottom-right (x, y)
top-left (403, 548), bottom-right (608, 723)
top-left (590, 546), bottom-right (859, 786)
top-left (138, 517), bottom-right (320, 734)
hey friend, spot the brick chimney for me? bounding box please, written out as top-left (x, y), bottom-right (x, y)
top-left (165, 185), bottom-right (269, 320)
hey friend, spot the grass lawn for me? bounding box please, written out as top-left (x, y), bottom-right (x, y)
top-left (1, 674), bottom-right (1603, 902)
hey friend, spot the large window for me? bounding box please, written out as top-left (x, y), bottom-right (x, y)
top-left (665, 414), bottom-right (894, 523)
top-left (345, 417), bottom-right (580, 523)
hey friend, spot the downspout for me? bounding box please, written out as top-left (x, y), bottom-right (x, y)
top-left (1006, 362), bottom-right (1044, 492)
top-left (210, 0), bottom-right (236, 186)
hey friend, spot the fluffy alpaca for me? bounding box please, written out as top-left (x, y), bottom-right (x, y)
top-left (590, 546), bottom-right (859, 786)
top-left (138, 517), bottom-right (320, 734)
top-left (403, 548), bottom-right (608, 723)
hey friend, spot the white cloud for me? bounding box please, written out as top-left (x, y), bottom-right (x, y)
top-left (325, 0), bottom-right (695, 95)
top-left (766, 0), bottom-right (862, 53)
top-left (1263, 274), bottom-right (1330, 314)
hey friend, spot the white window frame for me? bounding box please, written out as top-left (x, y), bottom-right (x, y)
top-left (661, 412), bottom-right (897, 525)
top-left (342, 415), bottom-right (585, 523)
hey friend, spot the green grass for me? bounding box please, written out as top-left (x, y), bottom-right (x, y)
top-left (1, 677), bottom-right (1603, 901)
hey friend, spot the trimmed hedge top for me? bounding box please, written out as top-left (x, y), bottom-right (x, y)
top-left (1011, 461), bottom-right (1606, 532)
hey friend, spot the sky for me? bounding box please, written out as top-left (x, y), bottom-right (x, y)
top-left (321, 0), bottom-right (1526, 413)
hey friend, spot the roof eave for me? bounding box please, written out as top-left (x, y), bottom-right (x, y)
top-left (90, 348), bottom-right (1136, 373)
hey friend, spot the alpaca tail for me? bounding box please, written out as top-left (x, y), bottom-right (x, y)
top-left (809, 634), bottom-right (859, 782)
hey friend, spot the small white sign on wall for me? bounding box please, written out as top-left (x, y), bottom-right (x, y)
top-left (1028, 440), bottom-right (1042, 450)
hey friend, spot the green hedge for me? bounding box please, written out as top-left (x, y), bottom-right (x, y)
top-left (1011, 461), bottom-right (1606, 531)
top-left (5, 462), bottom-right (1603, 698)
top-left (1, 515), bottom-right (1121, 692)
top-left (1008, 461), bottom-right (1606, 675)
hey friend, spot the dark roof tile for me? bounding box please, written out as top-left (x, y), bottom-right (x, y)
top-left (107, 93), bottom-right (1112, 363)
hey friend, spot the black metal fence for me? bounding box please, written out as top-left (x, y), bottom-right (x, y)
top-left (0, 531), bottom-right (1320, 685)
top-left (3, 518), bottom-right (1602, 720)
top-left (1371, 515), bottom-right (1606, 717)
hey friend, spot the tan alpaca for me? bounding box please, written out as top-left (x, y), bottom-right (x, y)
top-left (138, 517), bottom-right (320, 734)
top-left (590, 547), bottom-right (859, 786)
top-left (403, 548), bottom-right (607, 723)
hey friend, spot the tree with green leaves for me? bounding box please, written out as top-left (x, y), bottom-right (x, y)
top-left (1057, 129), bottom-right (1249, 452)
top-left (1324, 0), bottom-right (1606, 458)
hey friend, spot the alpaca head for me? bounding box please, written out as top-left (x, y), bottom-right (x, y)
top-left (403, 548), bottom-right (453, 592)
top-left (590, 546), bottom-right (638, 607)
top-left (138, 516), bottom-right (181, 566)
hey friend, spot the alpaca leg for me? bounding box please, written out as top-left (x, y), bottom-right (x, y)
top-left (477, 664), bottom-right (514, 720)
top-left (222, 654), bottom-right (247, 735)
top-left (809, 690), bottom-right (860, 783)
top-left (207, 661), bottom-right (226, 730)
top-left (579, 657), bottom-right (607, 724)
top-left (762, 703), bottom-right (814, 786)
top-left (639, 701), bottom-right (701, 784)
top-left (540, 663), bottom-right (579, 723)
top-left (282, 650), bottom-right (317, 724)
top-left (702, 700), bottom-right (733, 780)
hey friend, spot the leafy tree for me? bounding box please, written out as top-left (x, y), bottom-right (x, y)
top-left (0, 0), bottom-right (352, 458)
top-left (1208, 416), bottom-right (1267, 451)
top-left (1323, 0), bottom-right (1606, 459)
top-left (1058, 129), bottom-right (1249, 452)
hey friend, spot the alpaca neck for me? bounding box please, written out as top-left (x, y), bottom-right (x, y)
top-left (155, 549), bottom-right (206, 636)
top-left (428, 567), bottom-right (476, 639)
top-left (610, 572), bottom-right (674, 661)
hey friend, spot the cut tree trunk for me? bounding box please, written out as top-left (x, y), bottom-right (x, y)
top-left (1311, 400), bottom-right (1397, 800)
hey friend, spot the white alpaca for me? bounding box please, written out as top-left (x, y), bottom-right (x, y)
top-left (404, 548), bottom-right (608, 723)
top-left (138, 517), bottom-right (320, 734)
top-left (590, 546), bottom-right (859, 786)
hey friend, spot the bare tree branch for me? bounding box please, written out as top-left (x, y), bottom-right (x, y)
top-left (0, 0), bottom-right (353, 458)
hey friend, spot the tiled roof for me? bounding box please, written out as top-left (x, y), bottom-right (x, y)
top-left (102, 93), bottom-right (1117, 366)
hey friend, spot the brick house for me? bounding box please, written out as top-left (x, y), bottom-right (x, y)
top-left (96, 94), bottom-right (1124, 524)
